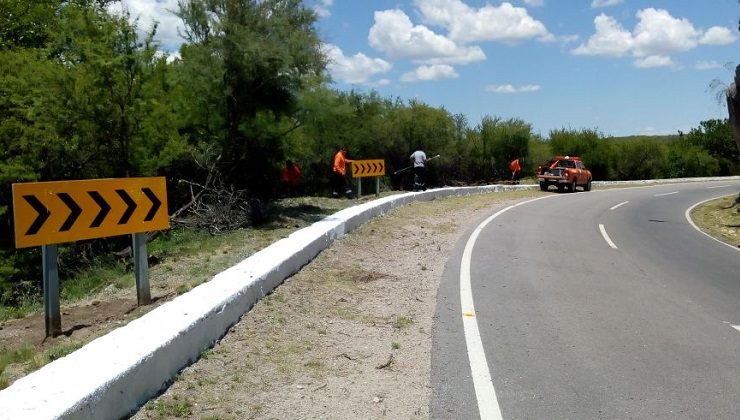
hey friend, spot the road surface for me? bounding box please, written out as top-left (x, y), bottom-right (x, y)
top-left (433, 181), bottom-right (740, 419)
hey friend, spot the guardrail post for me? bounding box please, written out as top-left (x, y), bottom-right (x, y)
top-left (133, 233), bottom-right (151, 305)
top-left (42, 245), bottom-right (61, 337)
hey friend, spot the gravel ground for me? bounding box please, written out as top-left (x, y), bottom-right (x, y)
top-left (131, 190), bottom-right (545, 419)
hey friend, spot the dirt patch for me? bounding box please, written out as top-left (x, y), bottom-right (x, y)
top-left (130, 190), bottom-right (545, 419)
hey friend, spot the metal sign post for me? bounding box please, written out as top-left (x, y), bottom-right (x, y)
top-left (42, 245), bottom-right (61, 337)
top-left (132, 233), bottom-right (151, 305)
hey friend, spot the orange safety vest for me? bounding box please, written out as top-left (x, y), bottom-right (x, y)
top-left (509, 159), bottom-right (521, 173)
top-left (333, 150), bottom-right (351, 175)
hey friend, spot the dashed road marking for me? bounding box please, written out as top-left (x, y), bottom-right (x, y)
top-left (610, 201), bottom-right (629, 210)
top-left (655, 191), bottom-right (679, 197)
top-left (707, 185), bottom-right (731, 189)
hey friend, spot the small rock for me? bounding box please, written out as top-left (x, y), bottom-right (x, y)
top-left (373, 396), bottom-right (382, 403)
top-left (297, 384), bottom-right (305, 390)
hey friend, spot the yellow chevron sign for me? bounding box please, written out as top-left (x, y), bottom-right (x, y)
top-left (12, 177), bottom-right (169, 248)
top-left (351, 159), bottom-right (385, 178)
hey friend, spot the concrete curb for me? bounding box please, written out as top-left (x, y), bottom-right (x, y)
top-left (2, 177), bottom-right (737, 419)
top-left (0, 184), bottom-right (534, 419)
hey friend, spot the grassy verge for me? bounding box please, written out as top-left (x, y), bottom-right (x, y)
top-left (0, 195), bottom-right (374, 322)
top-left (691, 194), bottom-right (740, 247)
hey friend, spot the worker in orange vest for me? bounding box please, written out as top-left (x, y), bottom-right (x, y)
top-left (331, 146), bottom-right (354, 198)
top-left (509, 158), bottom-right (522, 183)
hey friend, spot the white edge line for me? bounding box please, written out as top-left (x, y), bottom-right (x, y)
top-left (732, 325), bottom-right (740, 332)
top-left (610, 201), bottom-right (629, 211)
top-left (685, 196), bottom-right (740, 253)
top-left (460, 195), bottom-right (553, 420)
top-left (599, 224), bottom-right (619, 249)
top-left (654, 191), bottom-right (679, 197)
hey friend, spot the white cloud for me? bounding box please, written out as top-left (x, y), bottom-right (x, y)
top-left (485, 84), bottom-right (541, 93)
top-left (591, 0), bottom-right (623, 8)
top-left (109, 0), bottom-right (183, 51)
top-left (368, 9), bottom-right (485, 65)
top-left (314, 0), bottom-right (334, 18)
top-left (322, 44), bottom-right (392, 84)
top-left (571, 14), bottom-right (633, 57)
top-left (414, 0), bottom-right (551, 44)
top-left (572, 8), bottom-right (737, 69)
top-left (700, 27), bottom-right (736, 45)
top-left (401, 64), bottom-right (459, 82)
top-left (522, 0), bottom-right (544, 7)
top-left (633, 55), bottom-right (675, 69)
top-left (695, 60), bottom-right (721, 70)
top-left (632, 8), bottom-right (700, 57)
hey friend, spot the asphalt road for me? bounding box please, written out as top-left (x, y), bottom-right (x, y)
top-left (432, 181), bottom-right (740, 420)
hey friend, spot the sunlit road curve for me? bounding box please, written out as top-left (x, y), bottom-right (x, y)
top-left (432, 181), bottom-right (740, 419)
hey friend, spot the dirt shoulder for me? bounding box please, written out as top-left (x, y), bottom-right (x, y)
top-left (130, 190), bottom-right (545, 419)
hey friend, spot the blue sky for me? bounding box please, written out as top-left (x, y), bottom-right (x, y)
top-left (114, 0), bottom-right (739, 137)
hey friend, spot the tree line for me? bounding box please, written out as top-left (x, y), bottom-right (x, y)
top-left (0, 0), bottom-right (737, 306)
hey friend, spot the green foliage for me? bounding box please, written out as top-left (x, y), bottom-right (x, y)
top-left (685, 119), bottom-right (739, 175)
top-left (610, 137), bottom-right (667, 180)
top-left (175, 0), bottom-right (325, 198)
top-left (661, 142), bottom-right (720, 178)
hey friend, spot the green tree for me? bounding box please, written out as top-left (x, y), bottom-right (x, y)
top-left (176, 0), bottom-right (326, 198)
top-left (685, 119), bottom-right (739, 175)
top-left (610, 138), bottom-right (666, 180)
top-left (661, 142), bottom-right (720, 178)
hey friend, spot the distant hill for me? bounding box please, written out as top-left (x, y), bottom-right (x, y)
top-left (607, 134), bottom-right (681, 143)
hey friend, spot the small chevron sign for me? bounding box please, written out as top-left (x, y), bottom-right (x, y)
top-left (12, 177), bottom-right (169, 248)
top-left (351, 159), bottom-right (385, 178)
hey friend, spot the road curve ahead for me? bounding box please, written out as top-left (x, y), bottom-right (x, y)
top-left (432, 181), bottom-right (740, 420)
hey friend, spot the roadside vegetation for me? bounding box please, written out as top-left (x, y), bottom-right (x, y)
top-left (692, 195), bottom-right (740, 247)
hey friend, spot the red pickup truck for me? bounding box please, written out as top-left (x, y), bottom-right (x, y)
top-left (536, 156), bottom-right (592, 192)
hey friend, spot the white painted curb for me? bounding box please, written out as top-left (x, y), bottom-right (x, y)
top-left (2, 176), bottom-right (737, 419)
top-left (0, 184), bottom-right (532, 419)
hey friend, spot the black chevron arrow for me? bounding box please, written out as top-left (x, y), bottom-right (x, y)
top-left (22, 195), bottom-right (50, 235)
top-left (142, 187), bottom-right (161, 222)
top-left (57, 193), bottom-right (82, 232)
top-left (88, 191), bottom-right (111, 228)
top-left (116, 189), bottom-right (137, 225)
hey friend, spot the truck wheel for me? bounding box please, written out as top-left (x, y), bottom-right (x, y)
top-left (584, 179), bottom-right (592, 191)
top-left (539, 182), bottom-right (548, 191)
top-left (570, 179), bottom-right (577, 193)
top-left (557, 184), bottom-right (565, 193)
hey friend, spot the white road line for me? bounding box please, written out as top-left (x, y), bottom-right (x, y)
top-left (707, 185), bottom-right (731, 189)
top-left (599, 224), bottom-right (618, 249)
top-left (460, 195), bottom-right (552, 420)
top-left (610, 201), bottom-right (629, 210)
top-left (733, 325), bottom-right (740, 332)
top-left (685, 197), bottom-right (740, 253)
top-left (654, 191), bottom-right (679, 197)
